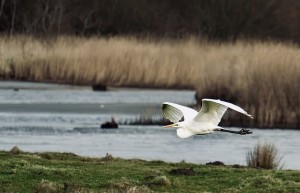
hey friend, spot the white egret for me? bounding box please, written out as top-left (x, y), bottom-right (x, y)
top-left (162, 99), bottom-right (253, 138)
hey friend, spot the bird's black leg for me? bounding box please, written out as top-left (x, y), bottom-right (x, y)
top-left (238, 128), bottom-right (253, 135)
top-left (215, 128), bottom-right (253, 135)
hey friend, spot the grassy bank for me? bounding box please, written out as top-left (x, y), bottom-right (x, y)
top-left (1, 151), bottom-right (300, 193)
top-left (0, 36), bottom-right (299, 128)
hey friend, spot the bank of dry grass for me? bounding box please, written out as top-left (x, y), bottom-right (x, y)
top-left (0, 36), bottom-right (299, 128)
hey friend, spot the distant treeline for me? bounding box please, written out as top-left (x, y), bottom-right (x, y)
top-left (0, 0), bottom-right (300, 42)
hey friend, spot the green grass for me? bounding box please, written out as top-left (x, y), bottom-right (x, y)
top-left (1, 151), bottom-right (300, 193)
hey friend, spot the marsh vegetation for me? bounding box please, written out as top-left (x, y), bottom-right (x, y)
top-left (0, 36), bottom-right (299, 128)
top-left (0, 1), bottom-right (299, 192)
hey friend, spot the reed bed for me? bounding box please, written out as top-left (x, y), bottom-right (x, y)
top-left (122, 116), bottom-right (171, 126)
top-left (0, 36), bottom-right (299, 128)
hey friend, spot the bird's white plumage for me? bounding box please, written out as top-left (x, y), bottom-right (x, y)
top-left (203, 99), bottom-right (252, 117)
top-left (162, 102), bottom-right (198, 123)
top-left (162, 99), bottom-right (253, 138)
top-left (176, 128), bottom-right (194, 138)
top-left (194, 99), bottom-right (253, 125)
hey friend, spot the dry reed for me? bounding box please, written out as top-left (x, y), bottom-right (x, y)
top-left (246, 141), bottom-right (284, 169)
top-left (0, 35), bottom-right (299, 128)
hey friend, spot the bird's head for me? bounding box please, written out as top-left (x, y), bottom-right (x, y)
top-left (163, 122), bottom-right (184, 128)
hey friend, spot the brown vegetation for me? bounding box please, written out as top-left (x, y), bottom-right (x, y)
top-left (246, 141), bottom-right (284, 170)
top-left (124, 116), bottom-right (171, 126)
top-left (0, 36), bottom-right (299, 128)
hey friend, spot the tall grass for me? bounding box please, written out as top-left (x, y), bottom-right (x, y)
top-left (0, 35), bottom-right (299, 128)
top-left (246, 141), bottom-right (284, 169)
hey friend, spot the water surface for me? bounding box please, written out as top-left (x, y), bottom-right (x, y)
top-left (0, 81), bottom-right (298, 169)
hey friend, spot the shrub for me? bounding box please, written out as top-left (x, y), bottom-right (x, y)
top-left (246, 141), bottom-right (284, 169)
top-left (9, 146), bottom-right (22, 155)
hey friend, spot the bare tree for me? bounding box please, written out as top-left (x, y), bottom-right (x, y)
top-left (10, 0), bottom-right (16, 36)
top-left (0, 0), bottom-right (6, 18)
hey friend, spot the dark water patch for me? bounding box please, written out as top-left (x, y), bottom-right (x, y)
top-left (0, 126), bottom-right (57, 133)
top-left (0, 81), bottom-right (87, 90)
top-left (0, 103), bottom-right (161, 115)
top-left (72, 127), bottom-right (100, 133)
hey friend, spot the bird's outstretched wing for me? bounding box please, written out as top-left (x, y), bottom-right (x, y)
top-left (194, 99), bottom-right (253, 125)
top-left (162, 102), bottom-right (198, 123)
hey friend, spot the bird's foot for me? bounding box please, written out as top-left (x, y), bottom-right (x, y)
top-left (238, 128), bottom-right (253, 135)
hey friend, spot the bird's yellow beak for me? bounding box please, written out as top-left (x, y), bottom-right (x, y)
top-left (163, 123), bottom-right (177, 128)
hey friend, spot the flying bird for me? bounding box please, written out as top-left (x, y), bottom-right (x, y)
top-left (162, 99), bottom-right (253, 138)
